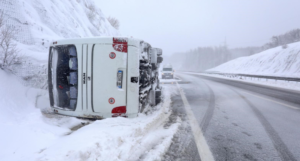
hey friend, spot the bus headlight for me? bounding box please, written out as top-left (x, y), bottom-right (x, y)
top-left (171, 73), bottom-right (173, 75)
top-left (162, 73), bottom-right (164, 75)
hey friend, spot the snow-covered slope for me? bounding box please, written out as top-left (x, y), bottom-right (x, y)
top-left (0, 69), bottom-right (83, 160)
top-left (1, 0), bottom-right (119, 61)
top-left (207, 42), bottom-right (300, 78)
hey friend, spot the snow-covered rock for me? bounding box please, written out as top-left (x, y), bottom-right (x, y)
top-left (207, 42), bottom-right (300, 78)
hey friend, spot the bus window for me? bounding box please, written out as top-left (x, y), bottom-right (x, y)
top-left (69, 57), bottom-right (78, 70)
top-left (69, 72), bottom-right (78, 85)
top-left (48, 45), bottom-right (78, 110)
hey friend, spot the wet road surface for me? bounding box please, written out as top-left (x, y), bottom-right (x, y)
top-left (163, 73), bottom-right (300, 161)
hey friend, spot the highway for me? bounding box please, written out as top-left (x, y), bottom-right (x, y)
top-left (163, 73), bottom-right (300, 161)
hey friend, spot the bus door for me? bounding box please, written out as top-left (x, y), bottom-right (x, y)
top-left (91, 44), bottom-right (127, 114)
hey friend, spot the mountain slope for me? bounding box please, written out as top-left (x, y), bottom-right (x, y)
top-left (1, 0), bottom-right (119, 61)
top-left (207, 42), bottom-right (300, 78)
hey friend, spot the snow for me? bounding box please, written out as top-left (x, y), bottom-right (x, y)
top-left (207, 42), bottom-right (300, 78)
top-left (1, 0), bottom-right (119, 61)
top-left (160, 78), bottom-right (181, 83)
top-left (0, 69), bottom-right (180, 161)
top-left (0, 70), bottom-right (83, 160)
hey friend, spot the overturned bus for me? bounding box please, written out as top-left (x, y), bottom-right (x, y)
top-left (48, 37), bottom-right (163, 119)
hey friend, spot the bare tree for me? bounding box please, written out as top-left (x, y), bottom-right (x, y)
top-left (0, 11), bottom-right (21, 71)
top-left (0, 27), bottom-right (20, 69)
top-left (0, 11), bottom-right (4, 28)
top-left (107, 16), bottom-right (120, 30)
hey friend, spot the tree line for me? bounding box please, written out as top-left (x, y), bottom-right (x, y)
top-left (170, 28), bottom-right (300, 72)
top-left (262, 29), bottom-right (300, 50)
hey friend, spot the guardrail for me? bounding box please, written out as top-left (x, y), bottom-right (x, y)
top-left (204, 72), bottom-right (300, 82)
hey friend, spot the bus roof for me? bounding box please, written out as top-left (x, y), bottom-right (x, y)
top-left (51, 37), bottom-right (147, 48)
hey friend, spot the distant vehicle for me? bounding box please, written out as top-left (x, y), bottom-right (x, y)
top-left (48, 37), bottom-right (163, 119)
top-left (161, 64), bottom-right (174, 79)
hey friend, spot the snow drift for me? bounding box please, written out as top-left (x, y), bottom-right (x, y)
top-left (207, 42), bottom-right (300, 78)
top-left (0, 69), bottom-right (83, 160)
top-left (0, 69), bottom-right (180, 161)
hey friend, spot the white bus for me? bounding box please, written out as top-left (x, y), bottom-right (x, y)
top-left (48, 37), bottom-right (163, 119)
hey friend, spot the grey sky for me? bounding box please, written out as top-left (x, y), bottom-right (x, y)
top-left (95, 0), bottom-right (300, 55)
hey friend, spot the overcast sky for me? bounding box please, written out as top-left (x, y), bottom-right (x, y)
top-left (95, 0), bottom-right (300, 55)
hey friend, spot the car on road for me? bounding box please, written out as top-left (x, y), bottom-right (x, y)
top-left (161, 64), bottom-right (174, 79)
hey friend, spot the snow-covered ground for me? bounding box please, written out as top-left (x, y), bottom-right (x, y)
top-left (160, 78), bottom-right (181, 83)
top-left (0, 69), bottom-right (180, 161)
top-left (207, 41), bottom-right (300, 78)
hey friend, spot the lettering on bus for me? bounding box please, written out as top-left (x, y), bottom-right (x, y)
top-left (83, 73), bottom-right (86, 84)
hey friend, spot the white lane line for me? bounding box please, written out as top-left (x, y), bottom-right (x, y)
top-left (241, 91), bottom-right (300, 110)
top-left (176, 82), bottom-right (215, 161)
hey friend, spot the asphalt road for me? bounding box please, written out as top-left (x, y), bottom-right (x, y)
top-left (163, 73), bottom-right (300, 161)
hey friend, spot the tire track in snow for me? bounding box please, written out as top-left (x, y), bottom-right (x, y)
top-left (199, 80), bottom-right (216, 133)
top-left (163, 95), bottom-right (201, 161)
top-left (231, 88), bottom-right (297, 161)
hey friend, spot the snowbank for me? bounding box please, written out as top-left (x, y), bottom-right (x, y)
top-left (207, 42), bottom-right (300, 78)
top-left (0, 70), bottom-right (82, 161)
top-left (0, 69), bottom-right (180, 161)
top-left (33, 86), bottom-right (180, 161)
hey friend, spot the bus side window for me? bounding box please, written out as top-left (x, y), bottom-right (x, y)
top-left (69, 72), bottom-right (78, 85)
top-left (68, 45), bottom-right (78, 110)
top-left (69, 57), bottom-right (78, 70)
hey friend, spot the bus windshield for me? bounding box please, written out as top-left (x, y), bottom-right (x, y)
top-left (48, 45), bottom-right (78, 110)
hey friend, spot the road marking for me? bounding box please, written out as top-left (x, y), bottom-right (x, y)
top-left (241, 91), bottom-right (299, 110)
top-left (176, 82), bottom-right (215, 161)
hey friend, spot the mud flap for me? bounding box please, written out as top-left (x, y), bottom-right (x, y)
top-left (148, 90), bottom-right (156, 106)
top-left (155, 89), bottom-right (162, 105)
